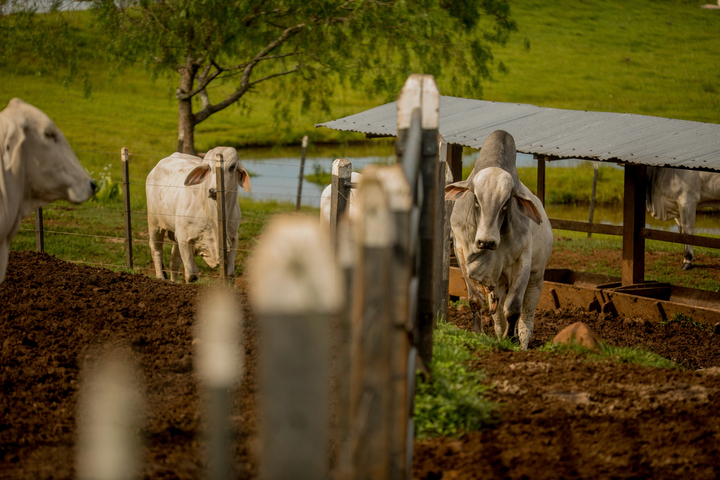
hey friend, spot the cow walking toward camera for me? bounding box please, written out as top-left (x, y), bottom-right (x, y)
top-left (146, 147), bottom-right (251, 283)
top-left (646, 166), bottom-right (720, 270)
top-left (445, 130), bottom-right (553, 349)
top-left (0, 98), bottom-right (96, 284)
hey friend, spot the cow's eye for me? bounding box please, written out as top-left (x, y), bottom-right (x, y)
top-left (45, 131), bottom-right (58, 143)
top-left (474, 196), bottom-right (480, 208)
top-left (228, 165), bottom-right (235, 172)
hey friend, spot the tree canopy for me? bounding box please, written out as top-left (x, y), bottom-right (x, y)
top-left (89, 0), bottom-right (516, 154)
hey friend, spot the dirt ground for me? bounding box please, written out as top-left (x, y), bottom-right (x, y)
top-left (1, 251), bottom-right (720, 480)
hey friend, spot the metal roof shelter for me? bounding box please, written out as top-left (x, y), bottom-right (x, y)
top-left (317, 95), bottom-right (720, 173)
top-left (317, 95), bottom-right (720, 287)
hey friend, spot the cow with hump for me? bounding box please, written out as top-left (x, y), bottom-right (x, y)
top-left (0, 98), bottom-right (96, 284)
top-left (445, 130), bottom-right (553, 349)
top-left (146, 147), bottom-right (251, 283)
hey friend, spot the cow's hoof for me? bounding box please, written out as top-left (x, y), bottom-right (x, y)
top-left (188, 274), bottom-right (198, 283)
top-left (161, 271), bottom-right (167, 280)
top-left (681, 262), bottom-right (693, 271)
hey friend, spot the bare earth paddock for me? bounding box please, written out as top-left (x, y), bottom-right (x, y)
top-left (1, 251), bottom-right (719, 480)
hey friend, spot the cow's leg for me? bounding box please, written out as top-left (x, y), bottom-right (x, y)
top-left (149, 228), bottom-right (166, 279)
top-left (675, 205), bottom-right (697, 270)
top-left (455, 242), bottom-right (486, 333)
top-left (517, 270), bottom-right (545, 350)
top-left (169, 238), bottom-right (183, 283)
top-left (176, 234), bottom-right (199, 283)
top-left (503, 253), bottom-right (532, 345)
top-left (492, 285), bottom-right (509, 339)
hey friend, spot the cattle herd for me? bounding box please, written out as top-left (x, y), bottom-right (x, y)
top-left (1, 97), bottom-right (719, 350)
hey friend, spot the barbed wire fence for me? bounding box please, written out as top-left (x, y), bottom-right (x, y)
top-left (17, 139), bottom-right (361, 281)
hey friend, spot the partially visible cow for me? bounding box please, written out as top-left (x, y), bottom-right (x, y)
top-left (0, 98), bottom-right (96, 284)
top-left (445, 130), bottom-right (553, 349)
top-left (646, 166), bottom-right (720, 270)
top-left (319, 171), bottom-right (362, 226)
top-left (146, 147), bottom-right (251, 282)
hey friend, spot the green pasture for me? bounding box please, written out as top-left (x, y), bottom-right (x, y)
top-left (5, 0), bottom-right (720, 285)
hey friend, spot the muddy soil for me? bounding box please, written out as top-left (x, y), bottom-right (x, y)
top-left (1, 251), bottom-right (720, 480)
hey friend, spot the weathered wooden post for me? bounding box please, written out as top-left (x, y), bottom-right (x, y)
top-left (349, 172), bottom-right (394, 480)
top-left (296, 135), bottom-right (309, 211)
top-left (396, 73), bottom-right (440, 368)
top-left (77, 351), bottom-right (142, 480)
top-left (215, 153), bottom-right (228, 282)
top-left (34, 207), bottom-right (44, 253)
top-left (435, 141), bottom-right (448, 323)
top-left (195, 287), bottom-right (244, 480)
top-left (535, 153), bottom-right (547, 206)
top-left (622, 164), bottom-right (646, 285)
top-left (121, 147), bottom-right (133, 269)
top-left (248, 216), bottom-right (339, 480)
top-left (330, 158), bottom-right (352, 251)
top-left (588, 161), bottom-right (599, 239)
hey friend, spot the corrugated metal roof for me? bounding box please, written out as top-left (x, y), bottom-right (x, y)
top-left (316, 96), bottom-right (720, 172)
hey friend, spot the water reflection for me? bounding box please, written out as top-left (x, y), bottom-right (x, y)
top-left (236, 147), bottom-right (719, 235)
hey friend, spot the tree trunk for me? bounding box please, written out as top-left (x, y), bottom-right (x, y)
top-left (177, 65), bottom-right (197, 156)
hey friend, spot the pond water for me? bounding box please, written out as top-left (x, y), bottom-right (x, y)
top-left (236, 147), bottom-right (720, 235)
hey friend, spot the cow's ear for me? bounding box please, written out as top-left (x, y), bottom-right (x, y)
top-left (513, 195), bottom-right (542, 224)
top-left (237, 167), bottom-right (251, 192)
top-left (445, 180), bottom-right (471, 201)
top-left (184, 164), bottom-right (211, 186)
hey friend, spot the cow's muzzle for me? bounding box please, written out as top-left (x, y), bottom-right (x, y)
top-left (476, 240), bottom-right (497, 250)
top-left (208, 188), bottom-right (217, 200)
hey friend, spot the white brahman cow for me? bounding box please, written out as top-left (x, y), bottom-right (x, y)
top-left (0, 98), bottom-right (96, 284)
top-left (319, 171), bottom-right (362, 226)
top-left (445, 130), bottom-right (553, 349)
top-left (146, 147), bottom-right (251, 282)
top-left (646, 166), bottom-right (720, 270)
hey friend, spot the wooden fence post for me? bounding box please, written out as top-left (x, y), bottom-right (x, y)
top-left (215, 153), bottom-right (228, 282)
top-left (195, 287), bottom-right (244, 480)
top-left (349, 172), bottom-right (394, 480)
top-left (248, 216), bottom-right (339, 480)
top-left (435, 141), bottom-right (448, 323)
top-left (121, 148), bottom-right (133, 269)
top-left (34, 207), bottom-right (44, 253)
top-left (77, 351), bottom-right (142, 480)
top-left (330, 159), bottom-right (352, 252)
top-left (332, 217), bottom-right (356, 480)
top-left (296, 135), bottom-right (309, 211)
top-left (397, 74), bottom-right (440, 368)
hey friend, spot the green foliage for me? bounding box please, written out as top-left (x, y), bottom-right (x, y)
top-left (90, 164), bottom-right (121, 203)
top-left (414, 320), bottom-right (501, 439)
top-left (88, 0), bottom-right (517, 152)
top-left (538, 340), bottom-right (677, 369)
top-left (661, 313), bottom-right (711, 332)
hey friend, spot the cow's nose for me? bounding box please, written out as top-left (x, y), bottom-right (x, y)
top-left (90, 180), bottom-right (97, 192)
top-left (476, 240), bottom-right (496, 250)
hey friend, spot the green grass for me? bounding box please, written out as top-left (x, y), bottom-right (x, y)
top-left (414, 319), bottom-right (507, 439)
top-left (538, 340), bottom-right (678, 369)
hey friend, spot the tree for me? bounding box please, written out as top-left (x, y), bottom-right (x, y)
top-left (0, 1), bottom-right (89, 92)
top-left (91, 0), bottom-right (516, 155)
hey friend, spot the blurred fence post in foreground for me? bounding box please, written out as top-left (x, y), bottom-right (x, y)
top-left (121, 147), bottom-right (133, 269)
top-left (76, 351), bottom-right (143, 480)
top-left (248, 216), bottom-right (339, 480)
top-left (296, 135), bottom-right (309, 211)
top-left (194, 287), bottom-right (244, 480)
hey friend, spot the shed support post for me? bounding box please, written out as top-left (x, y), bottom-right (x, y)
top-left (622, 164), bottom-right (646, 285)
top-left (448, 144), bottom-right (463, 184)
top-left (535, 154), bottom-right (546, 206)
